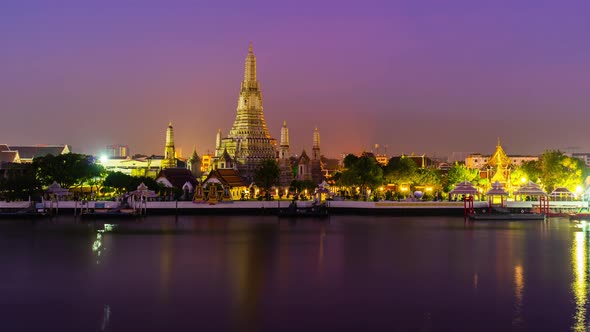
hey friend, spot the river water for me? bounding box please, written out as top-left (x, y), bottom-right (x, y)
top-left (0, 215), bottom-right (588, 331)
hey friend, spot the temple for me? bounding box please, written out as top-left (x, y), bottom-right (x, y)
top-left (214, 43), bottom-right (277, 182)
top-left (486, 139), bottom-right (511, 184)
top-left (295, 128), bottom-right (324, 184)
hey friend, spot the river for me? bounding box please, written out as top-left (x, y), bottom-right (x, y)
top-left (0, 216), bottom-right (587, 331)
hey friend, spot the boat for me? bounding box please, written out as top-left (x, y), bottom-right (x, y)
top-left (80, 208), bottom-right (139, 219)
top-left (569, 208), bottom-right (590, 220)
top-left (0, 210), bottom-right (48, 219)
top-left (278, 202), bottom-right (329, 218)
top-left (0, 203), bottom-right (48, 219)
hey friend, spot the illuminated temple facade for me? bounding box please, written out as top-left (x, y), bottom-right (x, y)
top-left (214, 43), bottom-right (277, 181)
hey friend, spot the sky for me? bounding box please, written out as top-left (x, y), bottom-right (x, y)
top-left (1, 0), bottom-right (589, 159)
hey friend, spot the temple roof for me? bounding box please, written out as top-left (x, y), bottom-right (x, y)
top-left (188, 148), bottom-right (200, 162)
top-left (514, 181), bottom-right (547, 196)
top-left (485, 139), bottom-right (511, 168)
top-left (0, 151), bottom-right (19, 163)
top-left (221, 148), bottom-right (233, 162)
top-left (550, 187), bottom-right (574, 197)
top-left (156, 168), bottom-right (198, 189)
top-left (206, 169), bottom-right (247, 188)
top-left (298, 150), bottom-right (310, 164)
top-left (8, 145), bottom-right (70, 160)
top-left (449, 181), bottom-right (478, 195)
top-left (486, 181), bottom-right (508, 196)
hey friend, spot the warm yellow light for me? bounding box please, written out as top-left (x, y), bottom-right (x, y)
top-left (426, 187), bottom-right (433, 192)
top-left (576, 186), bottom-right (583, 194)
top-left (379, 187), bottom-right (384, 192)
top-left (401, 187), bottom-right (408, 192)
top-left (521, 177), bottom-right (527, 183)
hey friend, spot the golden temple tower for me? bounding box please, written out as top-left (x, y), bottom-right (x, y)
top-left (162, 122), bottom-right (177, 169)
top-left (311, 127), bottom-right (323, 184)
top-left (278, 121), bottom-right (293, 186)
top-left (215, 43), bottom-right (277, 181)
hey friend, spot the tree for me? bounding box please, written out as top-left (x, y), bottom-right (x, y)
top-left (104, 172), bottom-right (133, 195)
top-left (520, 160), bottom-right (541, 183)
top-left (337, 154), bottom-right (383, 198)
top-left (33, 153), bottom-right (99, 189)
top-left (414, 168), bottom-right (442, 187)
top-left (384, 157), bottom-right (418, 185)
top-left (0, 164), bottom-right (41, 201)
top-left (444, 162), bottom-right (479, 193)
top-left (253, 159), bottom-right (280, 200)
top-left (537, 151), bottom-right (586, 192)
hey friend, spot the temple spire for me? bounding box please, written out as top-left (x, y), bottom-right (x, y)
top-left (312, 127), bottom-right (321, 161)
top-left (313, 127), bottom-right (320, 149)
top-left (280, 121), bottom-right (290, 160)
top-left (215, 129), bottom-right (222, 156)
top-left (163, 122), bottom-right (177, 168)
top-left (280, 121), bottom-right (289, 147)
top-left (244, 42), bottom-right (257, 83)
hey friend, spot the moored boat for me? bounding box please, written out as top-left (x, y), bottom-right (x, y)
top-left (278, 202), bottom-right (329, 218)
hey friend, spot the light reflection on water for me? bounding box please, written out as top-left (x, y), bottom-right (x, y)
top-left (1, 216), bottom-right (589, 331)
top-left (572, 230), bottom-right (588, 332)
top-left (511, 263), bottom-right (524, 329)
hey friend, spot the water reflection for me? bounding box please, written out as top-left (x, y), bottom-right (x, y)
top-left (317, 224), bottom-right (326, 279)
top-left (91, 224), bottom-right (116, 265)
top-left (572, 231), bottom-right (589, 332)
top-left (101, 304), bottom-right (111, 331)
top-left (513, 265), bottom-right (524, 327)
top-left (227, 223), bottom-right (276, 332)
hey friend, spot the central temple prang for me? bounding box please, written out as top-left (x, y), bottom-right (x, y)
top-left (213, 43), bottom-right (277, 182)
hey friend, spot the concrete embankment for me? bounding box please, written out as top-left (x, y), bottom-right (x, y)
top-left (11, 200), bottom-right (492, 217)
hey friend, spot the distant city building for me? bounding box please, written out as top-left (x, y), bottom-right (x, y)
top-left (389, 154), bottom-right (436, 168)
top-left (213, 43), bottom-right (278, 182)
top-left (572, 153), bottom-right (590, 167)
top-left (162, 122), bottom-right (178, 169)
top-left (371, 144), bottom-right (389, 166)
top-left (448, 152), bottom-right (471, 163)
top-left (375, 155), bottom-right (389, 166)
top-left (98, 156), bottom-right (163, 178)
top-left (2, 144), bottom-right (71, 163)
top-left (106, 144), bottom-right (129, 158)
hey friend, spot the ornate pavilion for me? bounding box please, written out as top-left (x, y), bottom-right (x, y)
top-left (480, 140), bottom-right (513, 193)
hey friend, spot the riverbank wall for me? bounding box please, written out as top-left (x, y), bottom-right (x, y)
top-left (2, 200), bottom-right (490, 217)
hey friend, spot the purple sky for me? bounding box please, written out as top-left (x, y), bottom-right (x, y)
top-left (1, 0), bottom-right (589, 159)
